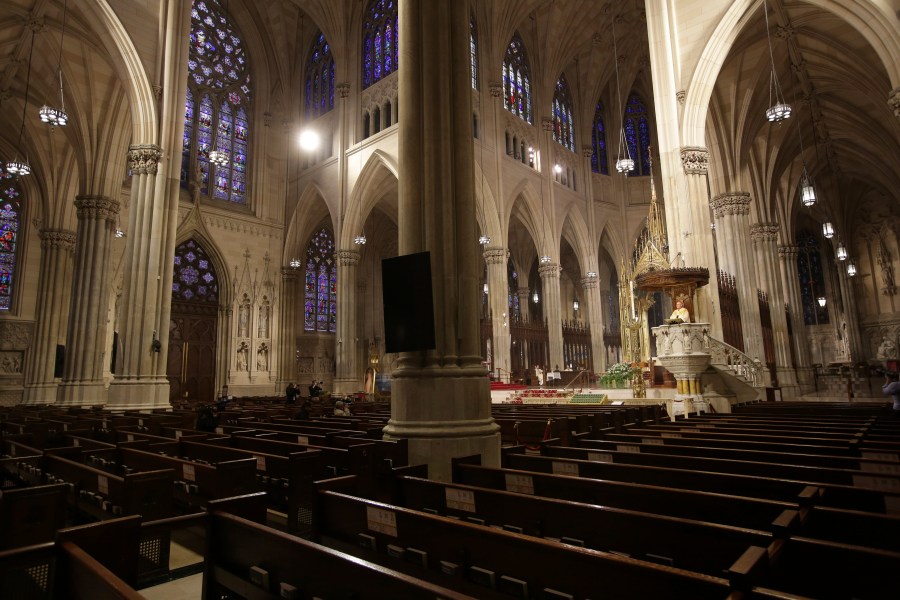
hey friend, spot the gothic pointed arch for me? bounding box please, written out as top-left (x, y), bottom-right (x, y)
top-left (286, 182), bottom-right (333, 267)
top-left (345, 150), bottom-right (399, 248)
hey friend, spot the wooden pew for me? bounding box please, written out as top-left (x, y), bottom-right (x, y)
top-left (204, 511), bottom-right (474, 599)
top-left (0, 483), bottom-right (68, 550)
top-left (311, 486), bottom-right (794, 599)
top-left (503, 451), bottom-right (900, 513)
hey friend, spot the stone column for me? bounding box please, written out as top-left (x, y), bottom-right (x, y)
top-left (678, 148), bottom-right (722, 338)
top-left (22, 230), bottom-right (76, 405)
top-left (383, 0), bottom-right (499, 480)
top-left (710, 192), bottom-right (766, 373)
top-left (56, 196), bottom-right (120, 406)
top-left (276, 268), bottom-right (299, 391)
top-left (484, 247), bottom-right (511, 379)
top-left (751, 223), bottom-right (798, 393)
top-left (836, 268), bottom-right (864, 362)
top-left (517, 286), bottom-right (531, 322)
top-left (779, 244), bottom-right (813, 386)
top-left (334, 250), bottom-right (360, 394)
top-left (540, 262), bottom-right (564, 370)
top-left (581, 274), bottom-right (606, 373)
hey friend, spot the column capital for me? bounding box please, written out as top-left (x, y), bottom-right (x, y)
top-left (581, 145), bottom-right (594, 159)
top-left (337, 82), bottom-right (351, 99)
top-left (483, 247), bottom-right (507, 265)
top-left (39, 228), bottom-right (76, 250)
top-left (538, 263), bottom-right (560, 278)
top-left (541, 117), bottom-right (554, 132)
top-left (750, 222), bottom-right (779, 242)
top-left (581, 275), bottom-right (599, 290)
top-left (127, 144), bottom-right (162, 175)
top-left (889, 87), bottom-right (900, 120)
top-left (337, 249), bottom-right (361, 266)
top-left (281, 267), bottom-right (299, 281)
top-left (489, 82), bottom-right (503, 98)
top-left (74, 195), bottom-right (120, 222)
top-left (778, 244), bottom-right (799, 260)
top-left (680, 146), bottom-right (709, 175)
top-left (710, 191), bottom-right (751, 218)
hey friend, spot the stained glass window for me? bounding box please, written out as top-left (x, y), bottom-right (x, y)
top-left (591, 101), bottom-right (609, 175)
top-left (0, 170), bottom-right (22, 311)
top-left (502, 33), bottom-right (532, 124)
top-left (470, 15), bottom-right (478, 90)
top-left (507, 262), bottom-right (519, 321)
top-left (181, 0), bottom-right (251, 203)
top-left (623, 93), bottom-right (651, 176)
top-left (796, 230), bottom-right (829, 326)
top-left (552, 75), bottom-right (575, 151)
top-left (363, 0), bottom-right (398, 90)
top-left (172, 239), bottom-right (219, 303)
top-left (306, 32), bottom-right (335, 120)
top-left (304, 228), bottom-right (337, 333)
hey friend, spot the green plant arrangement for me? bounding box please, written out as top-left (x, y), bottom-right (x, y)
top-left (600, 362), bottom-right (639, 388)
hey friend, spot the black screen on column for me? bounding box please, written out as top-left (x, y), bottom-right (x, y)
top-left (381, 251), bottom-right (436, 353)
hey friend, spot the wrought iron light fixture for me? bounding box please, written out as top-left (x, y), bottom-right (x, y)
top-left (822, 222), bottom-right (834, 238)
top-left (208, 149), bottom-right (229, 167)
top-left (573, 297), bottom-right (579, 311)
top-left (7, 29), bottom-right (37, 176)
top-left (289, 258), bottom-right (301, 268)
top-left (611, 17), bottom-right (634, 173)
top-left (354, 234), bottom-right (367, 245)
top-left (836, 241), bottom-right (848, 261)
top-left (39, 0), bottom-right (69, 127)
top-left (817, 296), bottom-right (826, 307)
top-left (846, 260), bottom-right (857, 277)
top-left (762, 0), bottom-right (791, 122)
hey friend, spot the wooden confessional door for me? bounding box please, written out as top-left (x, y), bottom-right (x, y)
top-left (167, 305), bottom-right (218, 404)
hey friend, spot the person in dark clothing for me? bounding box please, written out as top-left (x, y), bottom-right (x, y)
top-left (295, 400), bottom-right (311, 420)
top-left (286, 382), bottom-right (297, 403)
top-left (196, 404), bottom-right (220, 432)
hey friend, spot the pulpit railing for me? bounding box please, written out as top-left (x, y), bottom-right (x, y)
top-left (708, 337), bottom-right (763, 387)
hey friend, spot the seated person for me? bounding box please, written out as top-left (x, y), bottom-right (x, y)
top-left (294, 400), bottom-right (311, 420)
top-left (333, 400), bottom-right (351, 416)
top-left (666, 299), bottom-right (690, 324)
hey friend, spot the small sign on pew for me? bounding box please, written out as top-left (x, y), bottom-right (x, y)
top-left (642, 437), bottom-right (664, 446)
top-left (138, 419), bottom-right (144, 427)
top-left (255, 456), bottom-right (267, 471)
top-left (445, 487), bottom-right (476, 513)
top-left (72, 439), bottom-right (79, 447)
top-left (183, 464), bottom-right (196, 482)
top-left (662, 432), bottom-right (683, 438)
top-left (616, 444), bottom-right (640, 453)
top-left (366, 506), bottom-right (398, 537)
top-left (97, 475), bottom-right (109, 496)
top-left (852, 475), bottom-right (900, 492)
top-left (587, 452), bottom-right (614, 463)
top-left (551, 461), bottom-right (579, 476)
top-left (127, 434), bottom-right (134, 442)
top-left (505, 473), bottom-right (535, 495)
top-left (175, 430), bottom-right (183, 439)
top-left (862, 452), bottom-right (900, 463)
top-left (63, 423), bottom-right (68, 431)
top-left (215, 427), bottom-right (224, 434)
top-left (297, 436), bottom-right (309, 445)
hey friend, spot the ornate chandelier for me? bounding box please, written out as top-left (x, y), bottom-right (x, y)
top-left (847, 260), bottom-right (857, 277)
top-left (799, 169), bottom-right (816, 207)
top-left (762, 0), bottom-right (791, 122)
top-left (208, 150), bottom-right (229, 167)
top-left (821, 222), bottom-right (833, 238)
top-left (611, 18), bottom-right (634, 173)
top-left (836, 241), bottom-right (848, 261)
top-left (39, 0), bottom-right (70, 127)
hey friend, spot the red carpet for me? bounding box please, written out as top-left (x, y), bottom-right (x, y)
top-left (489, 382), bottom-right (529, 391)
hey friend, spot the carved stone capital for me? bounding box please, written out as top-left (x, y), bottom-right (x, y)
top-left (281, 267), bottom-right (299, 281)
top-left (680, 146), bottom-right (709, 175)
top-left (581, 275), bottom-right (599, 290)
top-left (582, 145), bottom-right (594, 159)
top-left (483, 248), bottom-right (506, 265)
top-left (676, 90), bottom-right (686, 105)
top-left (709, 192), bottom-right (751, 218)
top-left (127, 144), bottom-right (162, 175)
top-left (541, 117), bottom-right (554, 132)
top-left (39, 228), bottom-right (76, 251)
top-left (750, 222), bottom-right (779, 243)
top-left (489, 82), bottom-right (503, 98)
top-left (337, 249), bottom-right (361, 266)
top-left (889, 87), bottom-right (900, 120)
top-left (337, 82), bottom-right (351, 99)
top-left (538, 263), bottom-right (560, 279)
top-left (74, 195), bottom-right (120, 222)
top-left (778, 244), bottom-right (799, 260)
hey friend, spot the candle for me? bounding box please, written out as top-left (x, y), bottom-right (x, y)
top-left (629, 280), bottom-right (636, 319)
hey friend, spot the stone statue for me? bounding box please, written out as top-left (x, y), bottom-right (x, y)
top-left (237, 344), bottom-right (248, 371)
top-left (258, 304), bottom-right (269, 338)
top-left (877, 237), bottom-right (896, 293)
top-left (257, 345), bottom-right (268, 371)
top-left (877, 336), bottom-right (897, 360)
top-left (238, 301), bottom-right (250, 337)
